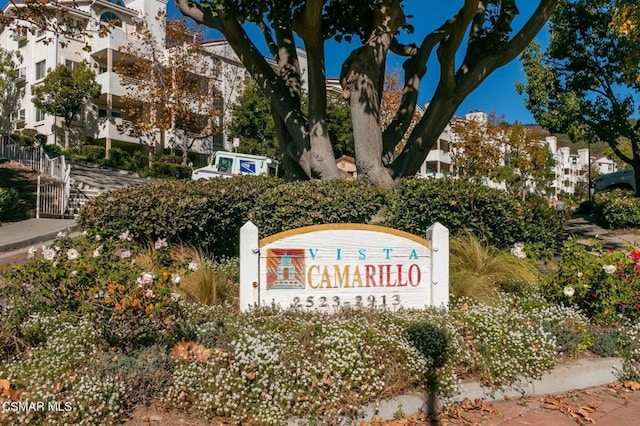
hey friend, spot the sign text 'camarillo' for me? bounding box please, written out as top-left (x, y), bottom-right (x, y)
top-left (239, 222), bottom-right (449, 311)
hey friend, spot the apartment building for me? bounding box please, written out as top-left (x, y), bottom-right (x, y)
top-left (545, 136), bottom-right (617, 196)
top-left (0, 0), bottom-right (250, 159)
top-left (0, 0), bottom-right (170, 149)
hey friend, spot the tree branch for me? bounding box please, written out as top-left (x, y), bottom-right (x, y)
top-left (258, 20), bottom-right (278, 59)
top-left (436, 0), bottom-right (478, 92)
top-left (382, 20), bottom-right (455, 163)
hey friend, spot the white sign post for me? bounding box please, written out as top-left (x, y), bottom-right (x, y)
top-left (239, 222), bottom-right (449, 312)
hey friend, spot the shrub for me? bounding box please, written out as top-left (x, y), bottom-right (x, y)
top-left (79, 178), bottom-right (387, 258)
top-left (249, 179), bottom-right (389, 236)
top-left (543, 239), bottom-right (640, 323)
top-left (0, 233), bottom-right (186, 352)
top-left (149, 162), bottom-right (192, 180)
top-left (385, 178), bottom-right (562, 252)
top-left (0, 187), bottom-right (22, 221)
top-left (17, 129), bottom-right (40, 146)
top-left (81, 145), bottom-right (106, 163)
top-left (576, 199), bottom-right (595, 215)
top-left (105, 147), bottom-right (128, 167)
top-left (124, 151), bottom-right (148, 172)
top-left (593, 188), bottom-right (640, 229)
top-left (79, 177), bottom-right (280, 258)
top-left (158, 154), bottom-right (183, 164)
top-left (42, 143), bottom-right (63, 158)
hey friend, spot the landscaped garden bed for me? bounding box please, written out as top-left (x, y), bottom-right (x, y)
top-left (1, 177), bottom-right (639, 425)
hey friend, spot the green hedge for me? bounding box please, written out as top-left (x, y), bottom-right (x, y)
top-left (79, 177), bottom-right (562, 258)
top-left (78, 177), bottom-right (279, 258)
top-left (105, 147), bottom-right (128, 168)
top-left (385, 178), bottom-right (562, 251)
top-left (79, 178), bottom-right (387, 257)
top-left (249, 180), bottom-right (389, 236)
top-left (81, 145), bottom-right (106, 162)
top-left (149, 162), bottom-right (192, 180)
top-left (593, 189), bottom-right (640, 229)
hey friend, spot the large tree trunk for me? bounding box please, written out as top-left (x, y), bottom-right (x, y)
top-left (345, 55), bottom-right (394, 188)
top-left (272, 104), bottom-right (309, 180)
top-left (297, 0), bottom-right (341, 180)
top-left (340, 0), bottom-right (405, 188)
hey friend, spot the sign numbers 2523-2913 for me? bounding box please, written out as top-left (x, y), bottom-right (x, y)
top-left (290, 294), bottom-right (401, 309)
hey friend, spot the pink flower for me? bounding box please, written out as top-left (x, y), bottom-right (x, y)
top-left (136, 272), bottom-right (154, 285)
top-left (154, 237), bottom-right (168, 250)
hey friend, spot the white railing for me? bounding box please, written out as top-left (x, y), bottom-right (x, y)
top-left (0, 135), bottom-right (71, 218)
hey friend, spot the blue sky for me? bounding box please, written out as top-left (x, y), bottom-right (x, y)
top-left (168, 1), bottom-right (548, 125)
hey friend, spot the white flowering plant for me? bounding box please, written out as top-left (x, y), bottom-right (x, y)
top-left (1, 232), bottom-right (637, 425)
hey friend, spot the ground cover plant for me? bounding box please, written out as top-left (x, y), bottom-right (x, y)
top-left (1, 229), bottom-right (638, 425)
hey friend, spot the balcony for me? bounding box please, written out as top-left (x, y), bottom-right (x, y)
top-left (96, 117), bottom-right (139, 144)
top-left (95, 71), bottom-right (127, 97)
top-left (14, 67), bottom-right (27, 85)
top-left (11, 29), bottom-right (27, 42)
top-left (425, 149), bottom-right (453, 165)
top-left (10, 109), bottom-right (26, 124)
top-left (90, 26), bottom-right (144, 55)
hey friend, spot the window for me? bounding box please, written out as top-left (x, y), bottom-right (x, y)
top-left (98, 109), bottom-right (108, 118)
top-left (111, 111), bottom-right (122, 119)
top-left (65, 60), bottom-right (77, 69)
top-left (35, 60), bottom-right (46, 80)
top-left (35, 108), bottom-right (45, 122)
top-left (217, 157), bottom-right (233, 173)
top-left (100, 12), bottom-right (122, 27)
top-left (66, 19), bottom-right (82, 36)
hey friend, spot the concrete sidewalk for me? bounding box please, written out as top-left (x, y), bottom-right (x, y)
top-left (565, 214), bottom-right (640, 249)
top-left (0, 218), bottom-right (78, 254)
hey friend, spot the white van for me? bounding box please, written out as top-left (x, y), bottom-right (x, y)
top-left (191, 152), bottom-right (279, 180)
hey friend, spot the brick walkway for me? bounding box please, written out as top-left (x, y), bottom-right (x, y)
top-left (412, 382), bottom-right (640, 425)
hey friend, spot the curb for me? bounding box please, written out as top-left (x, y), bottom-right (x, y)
top-left (0, 223), bottom-right (80, 254)
top-left (288, 357), bottom-right (623, 424)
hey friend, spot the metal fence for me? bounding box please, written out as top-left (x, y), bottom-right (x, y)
top-left (0, 135), bottom-right (71, 217)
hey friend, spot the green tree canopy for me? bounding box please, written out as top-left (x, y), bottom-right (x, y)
top-left (0, 48), bottom-right (20, 134)
top-left (230, 79), bottom-right (279, 158)
top-left (32, 61), bottom-right (100, 148)
top-left (517, 0), bottom-right (640, 194)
